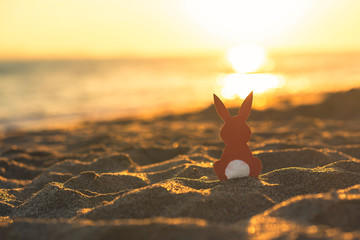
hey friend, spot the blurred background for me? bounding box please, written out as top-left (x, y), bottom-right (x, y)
top-left (0, 0), bottom-right (360, 130)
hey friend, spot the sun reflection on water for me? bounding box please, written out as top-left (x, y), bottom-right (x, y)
top-left (219, 73), bottom-right (285, 99)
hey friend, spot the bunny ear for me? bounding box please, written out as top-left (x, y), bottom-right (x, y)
top-left (213, 94), bottom-right (231, 122)
top-left (238, 91), bottom-right (253, 121)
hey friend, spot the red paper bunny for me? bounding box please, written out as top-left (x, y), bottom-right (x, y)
top-left (213, 92), bottom-right (262, 180)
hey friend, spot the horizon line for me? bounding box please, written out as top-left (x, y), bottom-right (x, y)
top-left (1, 48), bottom-right (360, 62)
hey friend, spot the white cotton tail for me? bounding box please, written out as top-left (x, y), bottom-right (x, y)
top-left (225, 160), bottom-right (250, 179)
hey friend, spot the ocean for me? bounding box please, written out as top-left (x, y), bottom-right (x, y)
top-left (0, 52), bottom-right (359, 130)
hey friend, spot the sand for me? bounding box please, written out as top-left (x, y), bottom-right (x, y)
top-left (0, 89), bottom-right (360, 239)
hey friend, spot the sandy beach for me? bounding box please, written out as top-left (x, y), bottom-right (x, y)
top-left (0, 89), bottom-right (359, 239)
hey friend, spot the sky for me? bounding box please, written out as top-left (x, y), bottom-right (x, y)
top-left (1, 0), bottom-right (360, 59)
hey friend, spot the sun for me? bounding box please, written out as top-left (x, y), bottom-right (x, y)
top-left (226, 45), bottom-right (266, 73)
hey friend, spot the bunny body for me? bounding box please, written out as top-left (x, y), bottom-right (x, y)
top-left (213, 92), bottom-right (262, 180)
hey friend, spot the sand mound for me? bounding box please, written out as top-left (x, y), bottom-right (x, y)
top-left (255, 147), bottom-right (352, 173)
top-left (248, 185), bottom-right (360, 239)
top-left (63, 171), bottom-right (148, 194)
top-left (79, 178), bottom-right (274, 223)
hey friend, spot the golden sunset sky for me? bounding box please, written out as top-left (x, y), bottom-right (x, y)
top-left (1, 0), bottom-right (360, 59)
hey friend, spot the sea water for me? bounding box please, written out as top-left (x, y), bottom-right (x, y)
top-left (0, 53), bottom-right (359, 130)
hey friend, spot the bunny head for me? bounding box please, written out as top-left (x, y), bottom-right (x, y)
top-left (213, 92), bottom-right (253, 145)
